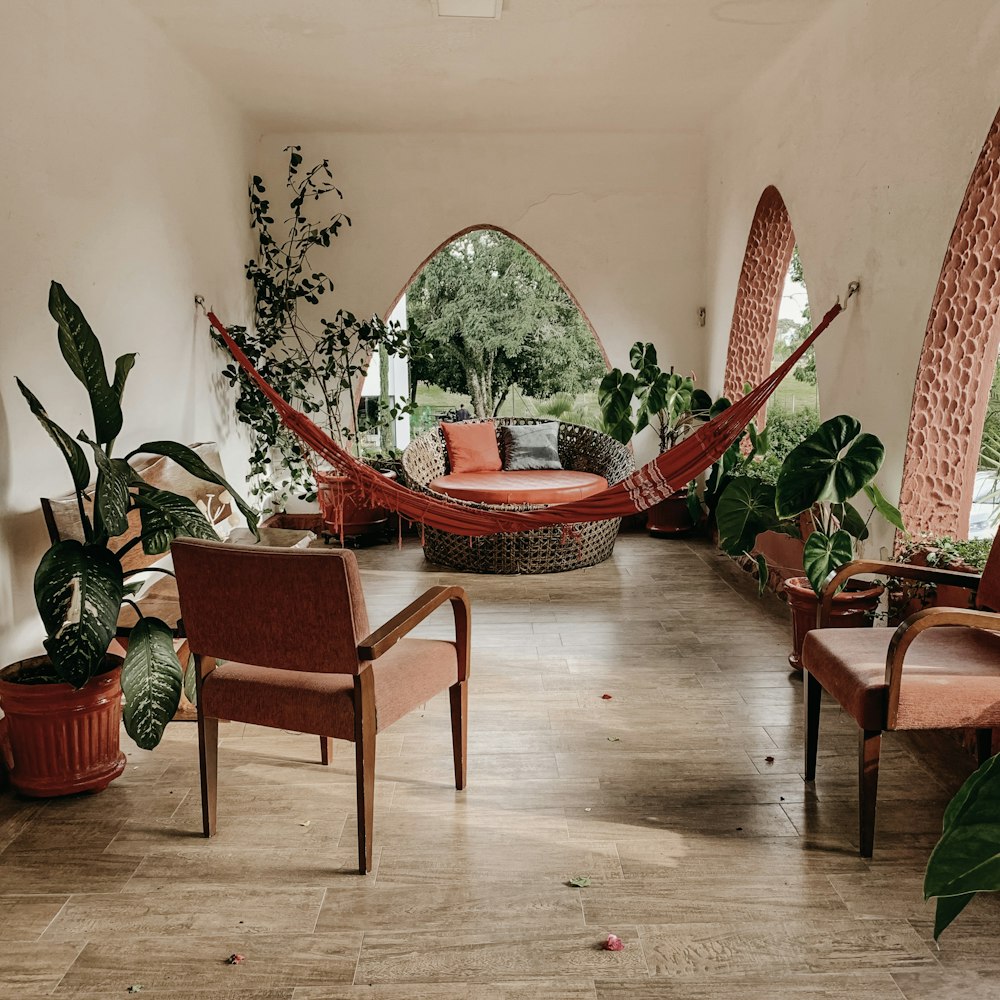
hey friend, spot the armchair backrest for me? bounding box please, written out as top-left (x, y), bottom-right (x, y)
top-left (171, 539), bottom-right (371, 674)
top-left (976, 530), bottom-right (1000, 612)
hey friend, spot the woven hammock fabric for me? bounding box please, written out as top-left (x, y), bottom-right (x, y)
top-left (208, 301), bottom-right (844, 537)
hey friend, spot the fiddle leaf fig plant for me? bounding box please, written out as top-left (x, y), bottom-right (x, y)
top-left (717, 414), bottom-right (905, 594)
top-left (17, 281), bottom-right (258, 750)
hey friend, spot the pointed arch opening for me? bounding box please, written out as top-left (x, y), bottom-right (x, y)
top-left (899, 106), bottom-right (1000, 539)
top-left (384, 225), bottom-right (609, 441)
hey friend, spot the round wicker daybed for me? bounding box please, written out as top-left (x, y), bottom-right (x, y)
top-left (401, 417), bottom-right (635, 574)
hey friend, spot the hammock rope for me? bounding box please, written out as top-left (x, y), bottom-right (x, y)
top-left (207, 295), bottom-right (850, 538)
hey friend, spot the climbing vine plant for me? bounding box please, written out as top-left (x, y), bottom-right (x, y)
top-left (217, 146), bottom-right (410, 512)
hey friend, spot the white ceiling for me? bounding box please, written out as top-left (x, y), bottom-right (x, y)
top-left (131, 0), bottom-right (840, 133)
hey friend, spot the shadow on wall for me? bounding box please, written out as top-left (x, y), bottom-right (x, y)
top-left (0, 394), bottom-right (50, 650)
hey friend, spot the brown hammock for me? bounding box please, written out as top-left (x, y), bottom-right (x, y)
top-left (208, 299), bottom-right (847, 538)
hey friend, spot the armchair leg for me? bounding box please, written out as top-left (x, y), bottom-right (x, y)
top-left (450, 680), bottom-right (468, 791)
top-left (197, 714), bottom-right (219, 838)
top-left (354, 670), bottom-right (376, 875)
top-left (975, 728), bottom-right (994, 767)
top-left (858, 728), bottom-right (882, 858)
top-left (804, 670), bottom-right (822, 782)
top-left (320, 736), bottom-right (333, 766)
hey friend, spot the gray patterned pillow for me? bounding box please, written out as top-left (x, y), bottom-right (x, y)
top-left (501, 422), bottom-right (562, 471)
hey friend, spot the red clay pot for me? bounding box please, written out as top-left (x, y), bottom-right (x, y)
top-left (646, 490), bottom-right (694, 538)
top-left (0, 655), bottom-right (127, 797)
top-left (784, 576), bottom-right (884, 673)
top-left (315, 469), bottom-right (396, 538)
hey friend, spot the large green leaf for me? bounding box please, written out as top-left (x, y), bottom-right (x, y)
top-left (133, 489), bottom-right (219, 554)
top-left (716, 476), bottom-right (778, 556)
top-left (863, 482), bottom-right (906, 533)
top-left (802, 529), bottom-right (855, 596)
top-left (121, 616), bottom-right (183, 750)
top-left (598, 369), bottom-right (636, 445)
top-left (775, 415), bottom-right (885, 518)
top-left (127, 441), bottom-right (259, 535)
top-left (16, 378), bottom-right (91, 493)
top-left (839, 502), bottom-right (870, 541)
top-left (48, 282), bottom-right (123, 444)
top-left (112, 353), bottom-right (137, 402)
top-left (34, 540), bottom-right (124, 687)
top-left (924, 753), bottom-right (1000, 937)
top-left (79, 433), bottom-right (131, 538)
top-left (933, 892), bottom-right (975, 940)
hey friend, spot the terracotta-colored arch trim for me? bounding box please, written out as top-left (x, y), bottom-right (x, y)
top-left (722, 186), bottom-right (796, 402)
top-left (383, 223), bottom-right (611, 370)
top-left (898, 105), bottom-right (1000, 539)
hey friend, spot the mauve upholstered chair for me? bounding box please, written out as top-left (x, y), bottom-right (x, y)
top-left (802, 537), bottom-right (1000, 857)
top-left (171, 538), bottom-right (471, 874)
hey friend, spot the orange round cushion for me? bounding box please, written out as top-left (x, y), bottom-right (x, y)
top-left (428, 470), bottom-right (609, 506)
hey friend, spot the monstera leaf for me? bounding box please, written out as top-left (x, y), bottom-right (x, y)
top-left (925, 753), bottom-right (1000, 938)
top-left (34, 540), bottom-right (124, 687)
top-left (802, 529), bottom-right (855, 595)
top-left (121, 616), bottom-right (183, 750)
top-left (716, 476), bottom-right (778, 556)
top-left (48, 281), bottom-right (123, 444)
top-left (776, 415), bottom-right (884, 518)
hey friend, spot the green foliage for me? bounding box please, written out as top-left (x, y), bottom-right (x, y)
top-left (717, 413), bottom-right (904, 595)
top-left (407, 229), bottom-right (604, 419)
top-left (925, 753), bottom-right (1000, 938)
top-left (218, 147), bottom-right (411, 511)
top-left (715, 477), bottom-right (778, 555)
top-left (897, 535), bottom-right (994, 573)
top-left (598, 341), bottom-right (714, 452)
top-left (19, 283), bottom-right (256, 749)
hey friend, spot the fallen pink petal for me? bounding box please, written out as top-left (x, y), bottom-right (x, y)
top-left (604, 934), bottom-right (625, 951)
top-left (226, 954), bottom-right (245, 965)
top-left (601, 693), bottom-right (613, 700)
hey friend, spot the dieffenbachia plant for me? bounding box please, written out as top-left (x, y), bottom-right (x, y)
top-left (17, 282), bottom-right (258, 749)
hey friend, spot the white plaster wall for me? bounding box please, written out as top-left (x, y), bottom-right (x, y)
top-left (253, 131), bottom-right (708, 464)
top-left (0, 0), bottom-right (254, 662)
top-left (704, 0), bottom-right (1000, 551)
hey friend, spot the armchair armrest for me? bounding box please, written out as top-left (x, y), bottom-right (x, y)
top-left (883, 606), bottom-right (1000, 727)
top-left (817, 559), bottom-right (981, 628)
top-left (358, 585), bottom-right (471, 680)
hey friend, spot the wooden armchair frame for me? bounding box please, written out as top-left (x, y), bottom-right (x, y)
top-left (806, 558), bottom-right (995, 856)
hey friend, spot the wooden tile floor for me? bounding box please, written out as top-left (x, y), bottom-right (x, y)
top-left (2, 534), bottom-right (998, 998)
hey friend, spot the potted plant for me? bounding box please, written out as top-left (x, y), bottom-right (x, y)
top-left (716, 414), bottom-right (905, 670)
top-left (218, 146), bottom-right (411, 539)
top-left (599, 342), bottom-right (726, 536)
top-left (1, 282), bottom-right (257, 797)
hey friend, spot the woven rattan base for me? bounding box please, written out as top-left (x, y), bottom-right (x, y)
top-left (402, 418), bottom-right (635, 575)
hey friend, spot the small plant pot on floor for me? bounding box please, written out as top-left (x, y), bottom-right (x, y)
top-left (0, 655), bottom-right (127, 797)
top-left (315, 469), bottom-right (396, 541)
top-left (646, 490), bottom-right (694, 537)
top-left (784, 576), bottom-right (884, 673)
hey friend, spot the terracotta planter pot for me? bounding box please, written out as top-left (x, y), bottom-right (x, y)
top-left (315, 469), bottom-right (396, 538)
top-left (784, 576), bottom-right (884, 673)
top-left (0, 655), bottom-right (127, 797)
top-left (646, 490), bottom-right (694, 538)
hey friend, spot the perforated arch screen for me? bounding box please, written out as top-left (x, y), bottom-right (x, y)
top-left (898, 107), bottom-right (1000, 538)
top-left (722, 186), bottom-right (796, 401)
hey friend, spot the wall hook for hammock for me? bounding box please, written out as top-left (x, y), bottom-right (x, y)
top-left (837, 280), bottom-right (861, 306)
top-left (194, 294), bottom-right (208, 315)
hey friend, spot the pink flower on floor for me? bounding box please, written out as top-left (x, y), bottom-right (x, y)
top-left (604, 934), bottom-right (624, 951)
top-left (601, 693), bottom-right (613, 700)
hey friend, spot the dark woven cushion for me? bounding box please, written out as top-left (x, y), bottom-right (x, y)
top-left (501, 422), bottom-right (562, 471)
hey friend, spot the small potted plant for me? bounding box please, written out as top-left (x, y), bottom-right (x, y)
top-left (0, 282), bottom-right (257, 797)
top-left (716, 414), bottom-right (905, 669)
top-left (599, 342), bottom-right (726, 535)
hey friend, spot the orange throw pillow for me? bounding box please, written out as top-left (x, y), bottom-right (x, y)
top-left (441, 420), bottom-right (502, 474)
